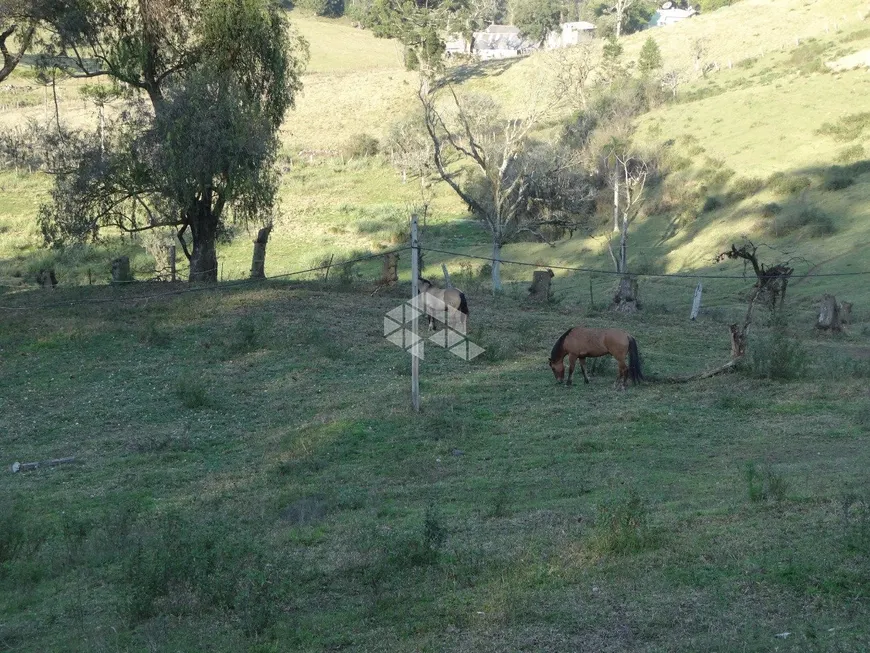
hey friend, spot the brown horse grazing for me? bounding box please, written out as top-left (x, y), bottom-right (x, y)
top-left (419, 277), bottom-right (469, 332)
top-left (548, 327), bottom-right (643, 390)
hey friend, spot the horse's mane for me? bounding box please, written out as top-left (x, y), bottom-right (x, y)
top-left (418, 277), bottom-right (433, 287)
top-left (549, 328), bottom-right (573, 362)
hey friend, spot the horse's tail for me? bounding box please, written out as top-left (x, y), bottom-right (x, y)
top-left (628, 336), bottom-right (644, 384)
top-left (458, 291), bottom-right (469, 317)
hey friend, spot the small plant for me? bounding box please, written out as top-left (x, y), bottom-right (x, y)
top-left (816, 111), bottom-right (870, 142)
top-left (836, 143), bottom-right (864, 163)
top-left (594, 488), bottom-right (655, 555)
top-left (745, 462), bottom-right (789, 502)
top-left (176, 376), bottom-right (212, 409)
top-left (840, 492), bottom-right (870, 553)
top-left (226, 313), bottom-right (270, 355)
top-left (139, 320), bottom-right (172, 347)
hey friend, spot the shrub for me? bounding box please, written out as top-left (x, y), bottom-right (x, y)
top-left (836, 143), bottom-right (865, 163)
top-left (749, 331), bottom-right (807, 380)
top-left (760, 202), bottom-right (782, 218)
top-left (702, 195), bottom-right (722, 212)
top-left (729, 176), bottom-right (765, 200)
top-left (816, 112), bottom-right (870, 142)
top-left (822, 167), bottom-right (855, 191)
top-left (342, 133), bottom-right (380, 160)
top-left (294, 0), bottom-right (343, 16)
top-left (787, 40), bottom-right (828, 75)
top-left (774, 206), bottom-right (836, 237)
top-left (767, 172), bottom-right (812, 195)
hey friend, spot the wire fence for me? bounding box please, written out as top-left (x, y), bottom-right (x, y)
top-left (3, 240), bottom-right (867, 319)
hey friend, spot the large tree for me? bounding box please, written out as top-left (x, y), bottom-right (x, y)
top-left (36, 0), bottom-right (308, 281)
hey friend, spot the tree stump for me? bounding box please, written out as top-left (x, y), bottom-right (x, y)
top-left (110, 257), bottom-right (132, 285)
top-left (381, 253), bottom-right (399, 286)
top-left (36, 269), bottom-right (57, 288)
top-left (529, 269), bottom-right (554, 302)
top-left (729, 323), bottom-right (748, 359)
top-left (250, 225), bottom-right (272, 279)
top-left (839, 301), bottom-right (853, 326)
top-left (816, 294), bottom-right (841, 331)
top-left (612, 276), bottom-right (640, 313)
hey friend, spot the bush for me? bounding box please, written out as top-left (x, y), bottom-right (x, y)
top-left (294, 0), bottom-right (343, 16)
top-left (729, 176), bottom-right (765, 200)
top-left (816, 112), bottom-right (870, 142)
top-left (787, 40), bottom-right (828, 75)
top-left (822, 167), bottom-right (855, 191)
top-left (702, 195), bottom-right (722, 212)
top-left (837, 143), bottom-right (865, 163)
top-left (749, 331), bottom-right (807, 380)
top-left (342, 133), bottom-right (379, 159)
top-left (774, 206), bottom-right (836, 237)
top-left (767, 172), bottom-right (812, 195)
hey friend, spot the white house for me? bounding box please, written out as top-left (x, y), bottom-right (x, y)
top-left (472, 25), bottom-right (537, 61)
top-left (648, 5), bottom-right (698, 27)
top-left (545, 21), bottom-right (596, 49)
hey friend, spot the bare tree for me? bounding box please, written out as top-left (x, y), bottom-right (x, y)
top-left (548, 41), bottom-right (596, 113)
top-left (661, 69), bottom-right (682, 98)
top-left (419, 78), bottom-right (591, 292)
top-left (691, 36), bottom-right (709, 74)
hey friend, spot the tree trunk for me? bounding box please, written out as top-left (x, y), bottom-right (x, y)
top-left (188, 202), bottom-right (219, 282)
top-left (491, 240), bottom-right (503, 293)
top-left (250, 225), bottom-right (272, 279)
top-left (381, 252), bottom-right (399, 285)
top-left (529, 269), bottom-right (554, 301)
top-left (816, 294), bottom-right (841, 331)
top-left (613, 167), bottom-right (620, 232)
top-left (729, 323), bottom-right (748, 359)
top-left (618, 213), bottom-right (628, 273)
top-left (612, 275), bottom-right (639, 312)
top-left (111, 256), bottom-right (132, 285)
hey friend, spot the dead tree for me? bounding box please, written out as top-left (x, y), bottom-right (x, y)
top-left (716, 241), bottom-right (794, 362)
top-left (716, 242), bottom-right (793, 310)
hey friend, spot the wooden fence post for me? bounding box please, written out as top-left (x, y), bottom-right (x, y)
top-left (168, 245), bottom-right (177, 282)
top-left (690, 281), bottom-right (703, 320)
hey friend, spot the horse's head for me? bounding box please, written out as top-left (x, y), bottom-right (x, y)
top-left (549, 357), bottom-right (565, 383)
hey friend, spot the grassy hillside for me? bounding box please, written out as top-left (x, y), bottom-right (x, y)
top-left (3, 2), bottom-right (870, 650)
top-left (1, 279), bottom-right (870, 652)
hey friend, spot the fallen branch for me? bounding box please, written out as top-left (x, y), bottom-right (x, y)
top-left (649, 357), bottom-right (744, 384)
top-left (11, 457), bottom-right (76, 473)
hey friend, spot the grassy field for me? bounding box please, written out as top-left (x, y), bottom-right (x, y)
top-left (3, 1), bottom-right (870, 650)
top-left (1, 276), bottom-right (870, 652)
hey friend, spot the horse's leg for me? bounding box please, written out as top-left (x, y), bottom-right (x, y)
top-left (579, 357), bottom-right (590, 384)
top-left (566, 353), bottom-right (578, 386)
top-left (615, 354), bottom-right (628, 390)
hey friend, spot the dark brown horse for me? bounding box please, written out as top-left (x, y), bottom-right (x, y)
top-left (548, 327), bottom-right (643, 389)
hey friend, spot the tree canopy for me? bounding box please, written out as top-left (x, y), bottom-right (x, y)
top-left (36, 0), bottom-right (308, 281)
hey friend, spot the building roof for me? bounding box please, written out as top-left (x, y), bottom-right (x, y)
top-left (561, 21), bottom-right (596, 30)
